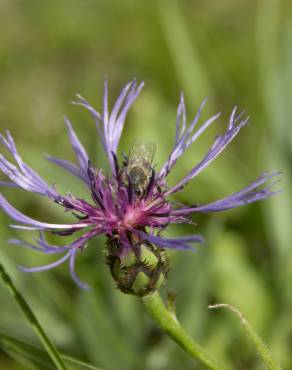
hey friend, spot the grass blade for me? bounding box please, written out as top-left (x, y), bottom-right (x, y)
top-left (0, 260), bottom-right (67, 370)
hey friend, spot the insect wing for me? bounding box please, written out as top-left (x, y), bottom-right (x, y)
top-left (128, 140), bottom-right (156, 164)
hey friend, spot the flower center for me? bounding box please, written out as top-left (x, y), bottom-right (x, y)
top-left (123, 204), bottom-right (144, 229)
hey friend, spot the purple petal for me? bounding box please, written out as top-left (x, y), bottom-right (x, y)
top-left (172, 172), bottom-right (281, 215)
top-left (0, 131), bottom-right (59, 199)
top-left (177, 98), bottom-right (208, 146)
top-left (9, 237), bottom-right (72, 254)
top-left (15, 229), bottom-right (96, 288)
top-left (64, 117), bottom-right (90, 182)
top-left (69, 249), bottom-right (90, 290)
top-left (18, 251), bottom-right (71, 272)
top-left (0, 193), bottom-right (90, 230)
top-left (72, 94), bottom-right (106, 151)
top-left (10, 229), bottom-right (97, 257)
top-left (175, 93), bottom-right (186, 144)
top-left (107, 80), bottom-right (144, 173)
top-left (9, 238), bottom-right (46, 252)
top-left (103, 78), bottom-right (109, 137)
top-left (138, 231), bottom-right (204, 250)
top-left (45, 154), bottom-right (90, 186)
top-left (108, 80), bottom-right (135, 137)
top-left (72, 79), bottom-right (144, 174)
top-left (111, 81), bottom-right (144, 153)
top-left (0, 181), bottom-right (19, 187)
top-left (0, 155), bottom-right (42, 193)
top-left (166, 109), bottom-right (249, 194)
top-left (159, 98), bottom-right (221, 179)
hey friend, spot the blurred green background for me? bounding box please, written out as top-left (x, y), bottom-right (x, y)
top-left (0, 0), bottom-right (291, 369)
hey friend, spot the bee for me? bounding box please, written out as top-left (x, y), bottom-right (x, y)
top-left (122, 140), bottom-right (156, 196)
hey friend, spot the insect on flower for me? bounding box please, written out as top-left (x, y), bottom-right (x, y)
top-left (121, 140), bottom-right (156, 197)
top-left (0, 79), bottom-right (280, 293)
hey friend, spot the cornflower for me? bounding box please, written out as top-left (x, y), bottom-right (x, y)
top-left (0, 79), bottom-right (279, 294)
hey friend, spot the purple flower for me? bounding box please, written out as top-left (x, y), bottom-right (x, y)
top-left (0, 79), bottom-right (280, 290)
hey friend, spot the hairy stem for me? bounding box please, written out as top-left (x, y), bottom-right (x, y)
top-left (0, 261), bottom-right (67, 370)
top-left (209, 303), bottom-right (282, 370)
top-left (142, 291), bottom-right (222, 370)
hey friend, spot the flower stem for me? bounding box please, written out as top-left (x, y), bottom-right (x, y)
top-left (209, 303), bottom-right (283, 370)
top-left (141, 291), bottom-right (222, 370)
top-left (0, 261), bottom-right (67, 370)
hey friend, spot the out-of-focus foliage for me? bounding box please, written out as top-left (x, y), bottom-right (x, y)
top-left (0, 0), bottom-right (291, 369)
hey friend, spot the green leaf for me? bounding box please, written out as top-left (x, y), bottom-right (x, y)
top-left (0, 260), bottom-right (67, 370)
top-left (0, 331), bottom-right (104, 370)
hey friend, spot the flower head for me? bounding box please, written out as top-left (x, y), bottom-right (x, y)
top-left (0, 79), bottom-right (280, 293)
